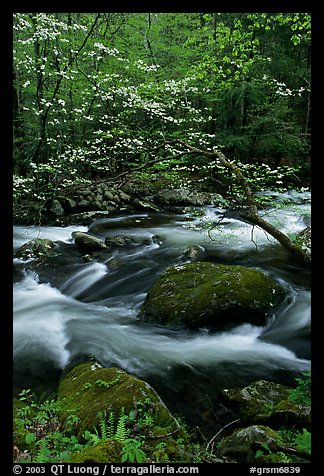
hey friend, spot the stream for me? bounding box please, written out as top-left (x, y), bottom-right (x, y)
top-left (13, 189), bottom-right (311, 434)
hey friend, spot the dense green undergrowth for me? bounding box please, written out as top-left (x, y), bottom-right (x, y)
top-left (13, 372), bottom-right (311, 464)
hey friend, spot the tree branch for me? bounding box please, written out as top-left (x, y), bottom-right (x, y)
top-left (167, 139), bottom-right (311, 266)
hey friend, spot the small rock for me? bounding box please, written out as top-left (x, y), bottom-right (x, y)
top-left (105, 235), bottom-right (135, 247)
top-left (48, 199), bottom-right (65, 217)
top-left (72, 231), bottom-right (107, 251)
top-left (181, 244), bottom-right (206, 262)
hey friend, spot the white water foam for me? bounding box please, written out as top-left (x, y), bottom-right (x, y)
top-left (13, 224), bottom-right (88, 250)
top-left (13, 270), bottom-right (310, 389)
top-left (13, 274), bottom-right (72, 368)
top-left (59, 261), bottom-right (108, 298)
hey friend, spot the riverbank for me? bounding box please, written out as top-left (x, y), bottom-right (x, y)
top-left (13, 167), bottom-right (229, 227)
top-left (13, 356), bottom-right (311, 464)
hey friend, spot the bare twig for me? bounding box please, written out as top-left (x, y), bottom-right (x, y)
top-left (206, 418), bottom-right (241, 453)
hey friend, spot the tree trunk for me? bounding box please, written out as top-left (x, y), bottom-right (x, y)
top-left (31, 13), bottom-right (102, 164)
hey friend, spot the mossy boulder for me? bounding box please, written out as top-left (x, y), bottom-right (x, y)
top-left (57, 360), bottom-right (178, 438)
top-left (139, 262), bottom-right (285, 329)
top-left (220, 379), bottom-right (311, 433)
top-left (256, 399), bottom-right (311, 431)
top-left (220, 380), bottom-right (290, 423)
top-left (218, 425), bottom-right (278, 463)
top-left (221, 423), bottom-right (310, 463)
top-left (68, 440), bottom-right (123, 463)
top-left (15, 238), bottom-right (56, 259)
top-left (68, 431), bottom-right (197, 464)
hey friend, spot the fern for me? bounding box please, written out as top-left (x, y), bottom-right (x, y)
top-left (107, 411), bottom-right (115, 439)
top-left (115, 410), bottom-right (128, 442)
top-left (34, 440), bottom-right (52, 463)
top-left (83, 430), bottom-right (100, 445)
top-left (95, 377), bottom-right (121, 389)
top-left (98, 411), bottom-right (109, 440)
top-left (293, 429), bottom-right (311, 454)
top-left (87, 408), bottom-right (129, 443)
top-left (288, 372), bottom-right (311, 405)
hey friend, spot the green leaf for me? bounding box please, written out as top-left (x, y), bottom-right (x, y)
top-left (294, 429), bottom-right (311, 453)
top-left (25, 432), bottom-right (36, 444)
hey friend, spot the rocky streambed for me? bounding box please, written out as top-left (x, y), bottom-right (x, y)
top-left (13, 185), bottom-right (311, 463)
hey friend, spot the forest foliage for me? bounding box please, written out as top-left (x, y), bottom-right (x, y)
top-left (13, 12), bottom-right (311, 201)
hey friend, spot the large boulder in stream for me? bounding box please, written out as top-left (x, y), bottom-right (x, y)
top-left (139, 262), bottom-right (285, 329)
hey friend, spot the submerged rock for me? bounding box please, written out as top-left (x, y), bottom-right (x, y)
top-left (105, 235), bottom-right (135, 247)
top-left (139, 262), bottom-right (285, 329)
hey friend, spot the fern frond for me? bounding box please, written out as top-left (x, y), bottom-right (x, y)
top-left (107, 411), bottom-right (115, 439)
top-left (99, 411), bottom-right (108, 440)
top-left (115, 408), bottom-right (128, 442)
top-left (34, 440), bottom-right (51, 463)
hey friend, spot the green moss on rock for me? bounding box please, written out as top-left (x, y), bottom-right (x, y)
top-left (220, 380), bottom-right (290, 423)
top-left (139, 262), bottom-right (285, 329)
top-left (15, 238), bottom-right (56, 259)
top-left (261, 399), bottom-right (311, 431)
top-left (68, 439), bottom-right (123, 463)
top-left (219, 425), bottom-right (279, 463)
top-left (57, 361), bottom-right (178, 438)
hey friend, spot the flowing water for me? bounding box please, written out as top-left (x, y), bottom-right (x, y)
top-left (13, 190), bottom-right (311, 434)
